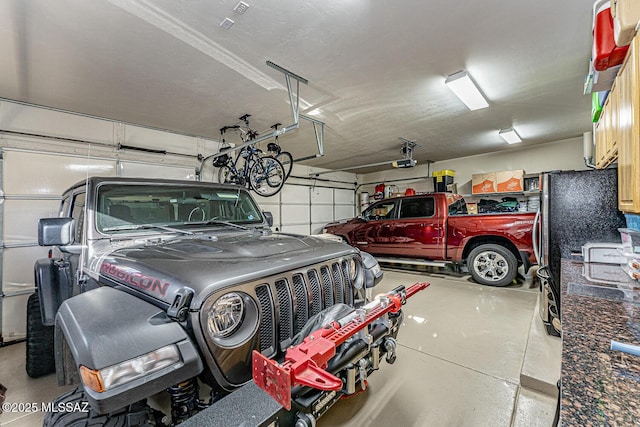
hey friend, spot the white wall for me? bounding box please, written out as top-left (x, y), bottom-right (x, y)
top-left (357, 137), bottom-right (587, 199)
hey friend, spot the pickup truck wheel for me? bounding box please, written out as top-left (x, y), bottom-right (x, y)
top-left (25, 292), bottom-right (55, 378)
top-left (43, 387), bottom-right (163, 427)
top-left (468, 244), bottom-right (517, 287)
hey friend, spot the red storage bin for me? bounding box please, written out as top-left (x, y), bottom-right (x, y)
top-left (593, 0), bottom-right (629, 71)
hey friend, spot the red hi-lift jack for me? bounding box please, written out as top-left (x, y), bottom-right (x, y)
top-left (252, 282), bottom-right (429, 410)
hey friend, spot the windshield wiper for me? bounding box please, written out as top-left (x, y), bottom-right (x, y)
top-left (196, 219), bottom-right (249, 231)
top-left (103, 223), bottom-right (194, 235)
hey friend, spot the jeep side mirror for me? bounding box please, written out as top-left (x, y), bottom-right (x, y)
top-left (263, 211), bottom-right (274, 227)
top-left (38, 218), bottom-right (75, 246)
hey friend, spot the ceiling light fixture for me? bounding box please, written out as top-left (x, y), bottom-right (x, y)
top-left (444, 70), bottom-right (489, 111)
top-left (498, 128), bottom-right (522, 144)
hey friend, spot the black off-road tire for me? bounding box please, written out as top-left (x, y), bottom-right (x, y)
top-left (468, 244), bottom-right (518, 287)
top-left (43, 387), bottom-right (162, 427)
top-left (25, 292), bottom-right (55, 378)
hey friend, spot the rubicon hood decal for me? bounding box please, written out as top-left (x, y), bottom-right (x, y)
top-left (100, 262), bottom-right (171, 298)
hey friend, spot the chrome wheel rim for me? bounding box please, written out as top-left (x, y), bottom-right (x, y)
top-left (473, 250), bottom-right (509, 282)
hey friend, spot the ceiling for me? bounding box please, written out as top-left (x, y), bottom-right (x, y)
top-left (0, 0), bottom-right (595, 173)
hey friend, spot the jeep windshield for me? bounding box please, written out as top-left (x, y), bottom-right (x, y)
top-left (95, 183), bottom-right (264, 234)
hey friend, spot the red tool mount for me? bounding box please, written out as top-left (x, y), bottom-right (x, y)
top-left (252, 282), bottom-right (429, 410)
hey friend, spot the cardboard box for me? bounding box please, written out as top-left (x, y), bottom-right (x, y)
top-left (496, 170), bottom-right (524, 193)
top-left (472, 172), bottom-right (497, 194)
top-left (467, 202), bottom-right (478, 214)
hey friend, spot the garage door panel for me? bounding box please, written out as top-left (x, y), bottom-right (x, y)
top-left (123, 125), bottom-right (199, 156)
top-left (0, 101), bottom-right (115, 145)
top-left (281, 205), bottom-right (310, 225)
top-left (3, 200), bottom-right (60, 243)
top-left (310, 206), bottom-right (333, 223)
top-left (2, 293), bottom-right (29, 342)
top-left (335, 189), bottom-right (355, 204)
top-left (311, 187), bottom-right (333, 203)
top-left (335, 205), bottom-right (355, 220)
top-left (3, 247), bottom-right (49, 293)
top-left (281, 185), bottom-right (309, 204)
top-left (119, 162), bottom-right (196, 180)
top-left (3, 151), bottom-right (116, 195)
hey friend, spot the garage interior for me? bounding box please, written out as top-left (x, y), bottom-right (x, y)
top-left (0, 1), bottom-right (638, 426)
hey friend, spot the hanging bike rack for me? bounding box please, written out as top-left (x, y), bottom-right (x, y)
top-left (197, 61), bottom-right (325, 179)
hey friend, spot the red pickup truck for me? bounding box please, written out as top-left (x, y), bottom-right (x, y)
top-left (323, 193), bottom-right (536, 287)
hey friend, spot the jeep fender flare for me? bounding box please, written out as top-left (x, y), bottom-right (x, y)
top-left (55, 286), bottom-right (203, 414)
top-left (34, 258), bottom-right (69, 326)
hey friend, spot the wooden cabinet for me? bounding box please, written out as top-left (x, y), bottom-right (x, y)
top-left (595, 81), bottom-right (618, 168)
top-left (595, 33), bottom-right (640, 213)
top-left (618, 35), bottom-right (640, 213)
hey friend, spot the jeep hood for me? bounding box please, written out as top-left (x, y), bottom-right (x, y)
top-left (98, 231), bottom-right (356, 308)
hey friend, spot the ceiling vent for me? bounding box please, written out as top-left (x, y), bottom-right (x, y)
top-left (233, 1), bottom-right (250, 15)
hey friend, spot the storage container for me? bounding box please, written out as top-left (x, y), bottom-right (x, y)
top-left (471, 172), bottom-right (497, 194)
top-left (433, 169), bottom-right (455, 192)
top-left (624, 213), bottom-right (640, 231)
top-left (592, 92), bottom-right (604, 122)
top-left (467, 202), bottom-right (478, 214)
top-left (611, 0), bottom-right (640, 47)
top-left (496, 170), bottom-right (524, 192)
top-left (593, 0), bottom-right (630, 71)
top-left (619, 228), bottom-right (640, 254)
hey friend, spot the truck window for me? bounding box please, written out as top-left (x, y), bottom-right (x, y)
top-left (399, 198), bottom-right (435, 218)
top-left (363, 201), bottom-right (396, 220)
top-left (448, 198), bottom-right (468, 215)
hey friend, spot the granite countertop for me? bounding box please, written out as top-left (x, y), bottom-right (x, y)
top-left (560, 258), bottom-right (640, 426)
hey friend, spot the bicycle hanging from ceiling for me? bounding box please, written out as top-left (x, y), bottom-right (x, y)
top-left (197, 61), bottom-right (325, 193)
top-left (213, 115), bottom-right (291, 197)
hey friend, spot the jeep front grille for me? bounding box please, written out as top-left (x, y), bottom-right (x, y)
top-left (255, 285), bottom-right (275, 354)
top-left (257, 259), bottom-right (356, 355)
top-left (307, 270), bottom-right (322, 317)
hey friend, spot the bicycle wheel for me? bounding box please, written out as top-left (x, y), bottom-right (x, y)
top-left (275, 151), bottom-right (293, 181)
top-left (217, 165), bottom-right (234, 184)
top-left (249, 157), bottom-right (284, 197)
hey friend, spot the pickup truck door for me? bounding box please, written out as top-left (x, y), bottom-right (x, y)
top-left (349, 200), bottom-right (399, 254)
top-left (387, 196), bottom-right (444, 259)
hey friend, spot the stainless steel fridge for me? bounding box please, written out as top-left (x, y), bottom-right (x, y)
top-left (533, 168), bottom-right (626, 336)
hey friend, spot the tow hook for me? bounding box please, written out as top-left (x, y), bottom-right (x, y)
top-left (384, 337), bottom-right (397, 364)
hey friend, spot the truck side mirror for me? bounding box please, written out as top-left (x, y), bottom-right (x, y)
top-left (263, 211), bottom-right (274, 227)
top-left (38, 218), bottom-right (75, 246)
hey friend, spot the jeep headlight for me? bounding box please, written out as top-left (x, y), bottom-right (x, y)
top-left (80, 345), bottom-right (180, 393)
top-left (348, 258), bottom-right (358, 281)
top-left (207, 292), bottom-right (245, 337)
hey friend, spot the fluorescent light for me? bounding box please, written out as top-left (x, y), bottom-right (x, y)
top-left (445, 70), bottom-right (489, 111)
top-left (499, 128), bottom-right (522, 144)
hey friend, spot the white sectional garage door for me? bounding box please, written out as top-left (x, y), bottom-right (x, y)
top-left (0, 150), bottom-right (117, 343)
top-left (253, 182), bottom-right (355, 235)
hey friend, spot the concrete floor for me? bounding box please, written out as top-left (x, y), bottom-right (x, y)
top-left (0, 268), bottom-right (558, 427)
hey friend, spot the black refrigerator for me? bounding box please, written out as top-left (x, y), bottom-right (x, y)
top-left (534, 168), bottom-right (626, 336)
